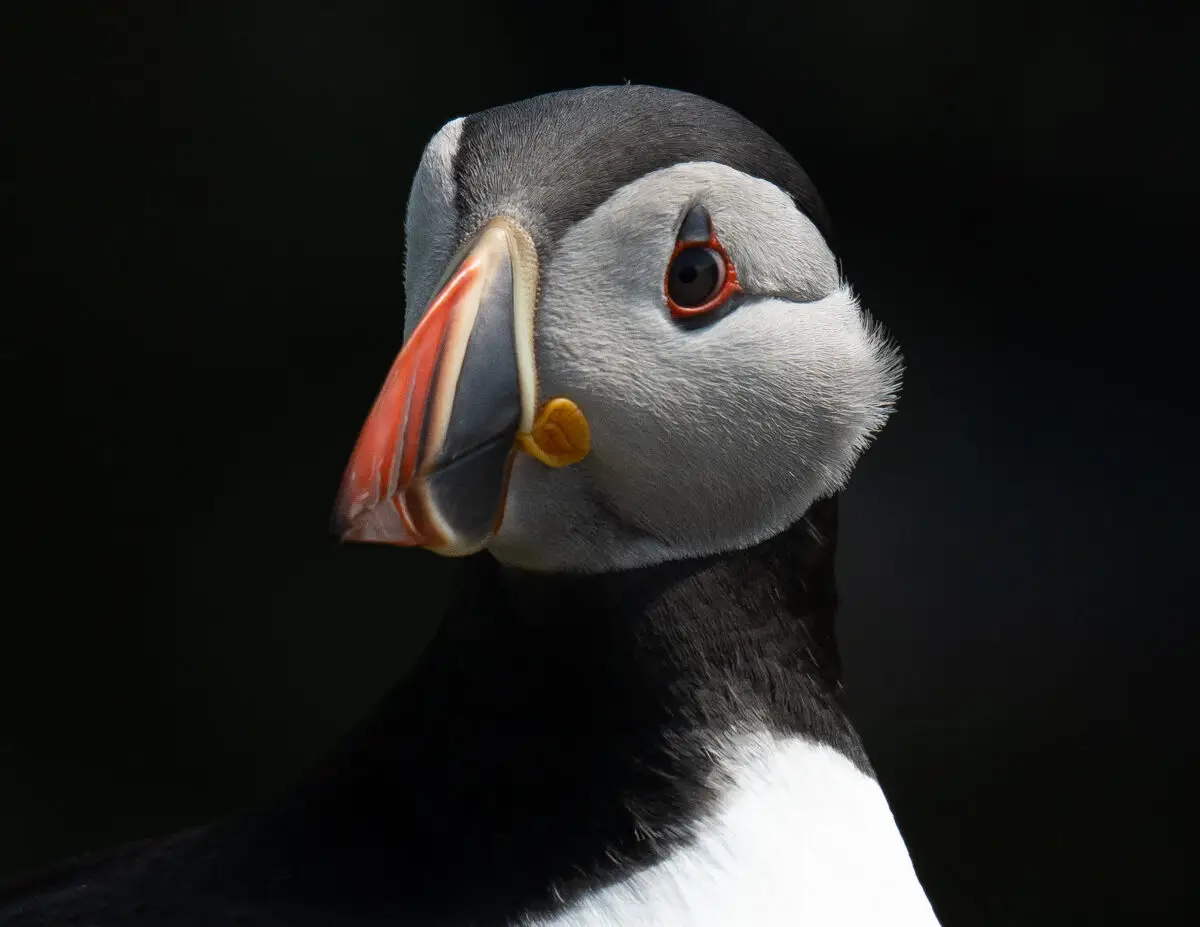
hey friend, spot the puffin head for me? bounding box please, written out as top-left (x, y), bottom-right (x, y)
top-left (333, 86), bottom-right (901, 573)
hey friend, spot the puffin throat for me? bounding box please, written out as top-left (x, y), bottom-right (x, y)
top-left (254, 498), bottom-right (867, 922)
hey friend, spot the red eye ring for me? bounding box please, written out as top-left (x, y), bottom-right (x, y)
top-left (663, 230), bottom-right (741, 320)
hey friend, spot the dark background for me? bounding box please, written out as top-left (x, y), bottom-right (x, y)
top-left (5, 1), bottom-right (1196, 923)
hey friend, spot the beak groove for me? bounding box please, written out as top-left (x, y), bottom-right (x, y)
top-left (333, 219), bottom-right (537, 555)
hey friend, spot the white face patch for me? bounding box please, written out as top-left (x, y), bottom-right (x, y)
top-left (522, 732), bottom-right (940, 927)
top-left (403, 116), bottom-right (464, 339)
top-left (488, 162), bottom-right (902, 572)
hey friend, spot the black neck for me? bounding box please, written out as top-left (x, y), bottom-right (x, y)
top-left (240, 495), bottom-right (866, 924)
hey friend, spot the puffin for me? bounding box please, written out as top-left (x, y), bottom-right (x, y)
top-left (0, 85), bottom-right (940, 926)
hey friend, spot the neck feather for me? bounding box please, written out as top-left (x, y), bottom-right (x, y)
top-left (244, 495), bottom-right (870, 923)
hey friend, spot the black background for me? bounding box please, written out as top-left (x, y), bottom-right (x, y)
top-left (5, 1), bottom-right (1197, 923)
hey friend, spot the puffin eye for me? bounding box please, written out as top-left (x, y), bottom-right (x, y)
top-left (667, 247), bottom-right (725, 308)
top-left (663, 205), bottom-right (740, 321)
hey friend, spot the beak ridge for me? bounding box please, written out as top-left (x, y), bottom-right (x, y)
top-left (334, 219), bottom-right (535, 554)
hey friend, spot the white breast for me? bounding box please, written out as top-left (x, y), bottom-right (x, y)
top-left (521, 732), bottom-right (941, 927)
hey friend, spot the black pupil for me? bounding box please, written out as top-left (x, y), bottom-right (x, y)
top-left (667, 247), bottom-right (722, 308)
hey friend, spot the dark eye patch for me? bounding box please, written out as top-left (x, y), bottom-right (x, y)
top-left (663, 204), bottom-right (741, 324)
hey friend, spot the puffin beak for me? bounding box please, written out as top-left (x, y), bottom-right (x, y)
top-left (333, 217), bottom-right (541, 556)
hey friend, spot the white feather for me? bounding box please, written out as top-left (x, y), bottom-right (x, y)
top-left (523, 732), bottom-right (940, 927)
